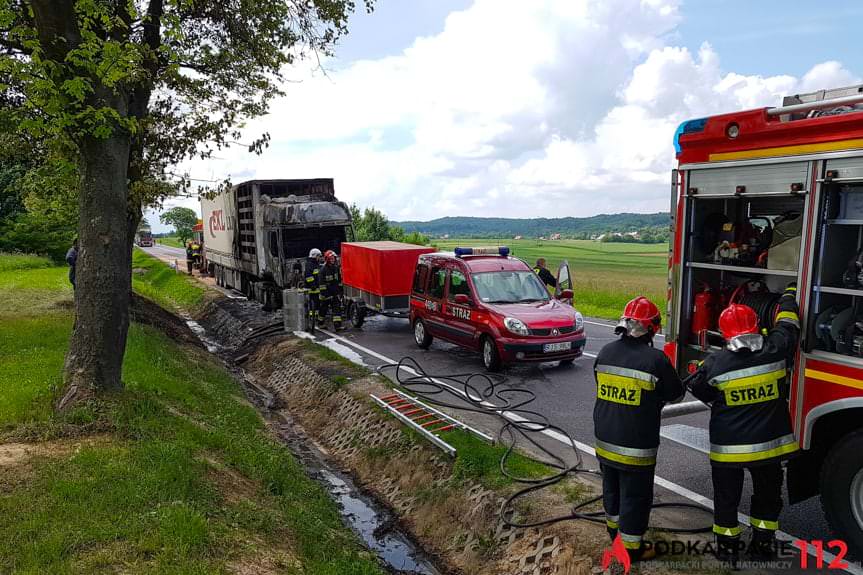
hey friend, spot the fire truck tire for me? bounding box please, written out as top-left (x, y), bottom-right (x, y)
top-left (413, 319), bottom-right (432, 349)
top-left (349, 301), bottom-right (366, 329)
top-left (820, 429), bottom-right (863, 556)
top-left (481, 336), bottom-right (502, 372)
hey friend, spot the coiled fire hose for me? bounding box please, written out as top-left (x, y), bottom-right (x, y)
top-left (378, 357), bottom-right (713, 533)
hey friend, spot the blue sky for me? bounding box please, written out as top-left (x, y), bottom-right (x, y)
top-left (151, 0), bottom-right (861, 232)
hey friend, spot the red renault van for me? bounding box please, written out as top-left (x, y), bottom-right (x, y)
top-left (409, 247), bottom-right (586, 370)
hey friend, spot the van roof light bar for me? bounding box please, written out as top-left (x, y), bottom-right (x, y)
top-left (454, 246), bottom-right (510, 258)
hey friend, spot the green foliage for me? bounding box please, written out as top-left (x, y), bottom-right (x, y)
top-left (397, 213), bottom-right (670, 239)
top-left (131, 249), bottom-right (205, 312)
top-left (159, 206), bottom-right (198, 244)
top-left (0, 256), bottom-right (385, 573)
top-left (350, 203), bottom-right (429, 245)
top-left (0, 134), bottom-right (78, 262)
top-left (0, 252), bottom-right (53, 272)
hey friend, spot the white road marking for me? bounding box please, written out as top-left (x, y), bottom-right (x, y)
top-left (315, 328), bottom-right (862, 574)
top-left (660, 424), bottom-right (710, 453)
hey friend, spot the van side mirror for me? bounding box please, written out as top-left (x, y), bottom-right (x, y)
top-left (454, 293), bottom-right (471, 306)
top-left (559, 289), bottom-right (574, 300)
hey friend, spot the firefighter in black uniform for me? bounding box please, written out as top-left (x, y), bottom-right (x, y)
top-left (594, 296), bottom-right (684, 561)
top-left (304, 248), bottom-right (323, 325)
top-left (688, 285), bottom-right (800, 562)
top-left (318, 250), bottom-right (343, 330)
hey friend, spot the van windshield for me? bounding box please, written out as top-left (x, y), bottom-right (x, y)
top-left (471, 271), bottom-right (549, 304)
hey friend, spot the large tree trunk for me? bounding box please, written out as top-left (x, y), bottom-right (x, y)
top-left (59, 132), bottom-right (133, 410)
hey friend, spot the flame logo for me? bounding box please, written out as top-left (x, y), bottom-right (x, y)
top-left (601, 533), bottom-right (631, 573)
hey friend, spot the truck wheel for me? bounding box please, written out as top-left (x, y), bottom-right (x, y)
top-left (481, 336), bottom-right (502, 372)
top-left (820, 429), bottom-right (863, 556)
top-left (349, 301), bottom-right (366, 329)
top-left (413, 319), bottom-right (432, 349)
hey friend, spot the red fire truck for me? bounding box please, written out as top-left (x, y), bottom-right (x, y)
top-left (667, 85), bottom-right (863, 553)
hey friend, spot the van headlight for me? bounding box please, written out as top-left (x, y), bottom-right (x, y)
top-left (504, 317), bottom-right (530, 336)
top-left (574, 312), bottom-right (584, 332)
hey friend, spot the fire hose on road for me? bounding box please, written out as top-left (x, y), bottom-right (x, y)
top-left (379, 357), bottom-right (713, 534)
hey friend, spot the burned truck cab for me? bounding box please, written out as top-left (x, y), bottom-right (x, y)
top-left (260, 191), bottom-right (353, 288)
top-left (202, 178), bottom-right (353, 300)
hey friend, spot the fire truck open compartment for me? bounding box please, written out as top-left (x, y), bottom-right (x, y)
top-left (807, 165), bottom-right (863, 360)
top-left (677, 162), bottom-right (809, 364)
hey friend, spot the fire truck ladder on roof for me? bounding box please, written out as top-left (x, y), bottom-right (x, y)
top-left (770, 83), bottom-right (863, 118)
top-left (370, 389), bottom-right (494, 457)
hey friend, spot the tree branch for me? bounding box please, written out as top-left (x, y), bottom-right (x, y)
top-left (29, 0), bottom-right (82, 62)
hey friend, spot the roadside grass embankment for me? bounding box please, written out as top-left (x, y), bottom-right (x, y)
top-left (0, 252), bottom-right (53, 272)
top-left (0, 253), bottom-right (386, 574)
top-left (132, 248), bottom-right (206, 313)
top-left (435, 238), bottom-right (668, 320)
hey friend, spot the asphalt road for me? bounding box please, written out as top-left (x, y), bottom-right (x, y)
top-left (312, 312), bottom-right (852, 568)
top-left (142, 243), bottom-right (186, 263)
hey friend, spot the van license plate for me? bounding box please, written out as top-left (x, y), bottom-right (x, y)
top-left (543, 342), bottom-right (571, 353)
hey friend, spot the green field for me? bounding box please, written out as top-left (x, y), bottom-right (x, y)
top-left (434, 239), bottom-right (668, 320)
top-left (157, 235), bottom-right (185, 248)
top-left (0, 254), bottom-right (385, 574)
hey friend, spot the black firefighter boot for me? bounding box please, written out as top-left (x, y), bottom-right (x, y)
top-left (747, 528), bottom-right (777, 562)
top-left (715, 535), bottom-right (741, 569)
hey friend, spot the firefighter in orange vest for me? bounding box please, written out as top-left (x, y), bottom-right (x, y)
top-left (593, 296), bottom-right (685, 561)
top-left (688, 285), bottom-right (800, 563)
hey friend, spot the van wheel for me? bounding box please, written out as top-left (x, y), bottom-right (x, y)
top-left (820, 429), bottom-right (863, 556)
top-left (413, 319), bottom-right (432, 349)
top-left (481, 336), bottom-right (502, 372)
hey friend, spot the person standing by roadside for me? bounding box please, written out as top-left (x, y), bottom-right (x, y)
top-left (65, 238), bottom-right (79, 289)
top-left (533, 258), bottom-right (557, 293)
top-left (304, 248), bottom-right (323, 326)
top-left (185, 241), bottom-right (194, 274)
top-left (593, 296), bottom-right (684, 562)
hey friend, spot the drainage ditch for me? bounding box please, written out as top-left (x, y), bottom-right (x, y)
top-left (187, 299), bottom-right (443, 575)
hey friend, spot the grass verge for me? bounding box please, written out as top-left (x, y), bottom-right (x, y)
top-left (0, 252), bottom-right (54, 272)
top-left (0, 254), bottom-right (385, 574)
top-left (132, 248), bottom-right (206, 313)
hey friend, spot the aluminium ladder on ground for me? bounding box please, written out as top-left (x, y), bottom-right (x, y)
top-left (370, 389), bottom-right (494, 457)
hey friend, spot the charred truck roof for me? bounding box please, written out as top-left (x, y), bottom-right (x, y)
top-left (246, 179), bottom-right (352, 228)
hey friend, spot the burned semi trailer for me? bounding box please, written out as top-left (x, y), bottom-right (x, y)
top-left (201, 179), bottom-right (353, 300)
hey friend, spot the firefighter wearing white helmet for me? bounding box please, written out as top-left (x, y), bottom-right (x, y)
top-left (593, 296), bottom-right (684, 562)
top-left (304, 248), bottom-right (324, 325)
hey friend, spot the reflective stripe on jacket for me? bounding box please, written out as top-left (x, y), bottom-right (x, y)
top-left (689, 292), bottom-right (801, 467)
top-left (304, 257), bottom-right (320, 294)
top-left (593, 337), bottom-right (685, 470)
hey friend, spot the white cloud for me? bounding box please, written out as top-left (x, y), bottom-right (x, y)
top-left (149, 0), bottom-right (859, 231)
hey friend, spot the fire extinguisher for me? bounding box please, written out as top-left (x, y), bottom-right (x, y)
top-left (691, 283), bottom-right (716, 338)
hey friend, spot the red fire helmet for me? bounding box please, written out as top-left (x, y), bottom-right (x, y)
top-left (617, 296), bottom-right (661, 337)
top-left (324, 250), bottom-right (337, 264)
top-left (718, 303), bottom-right (759, 340)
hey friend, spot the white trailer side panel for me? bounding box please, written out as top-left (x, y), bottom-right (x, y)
top-left (201, 187), bottom-right (240, 270)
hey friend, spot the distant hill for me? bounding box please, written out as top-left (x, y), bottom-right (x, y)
top-left (394, 213), bottom-right (670, 239)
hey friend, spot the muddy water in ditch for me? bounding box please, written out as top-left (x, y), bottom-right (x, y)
top-left (270, 410), bottom-right (440, 575)
top-left (188, 317), bottom-right (440, 574)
